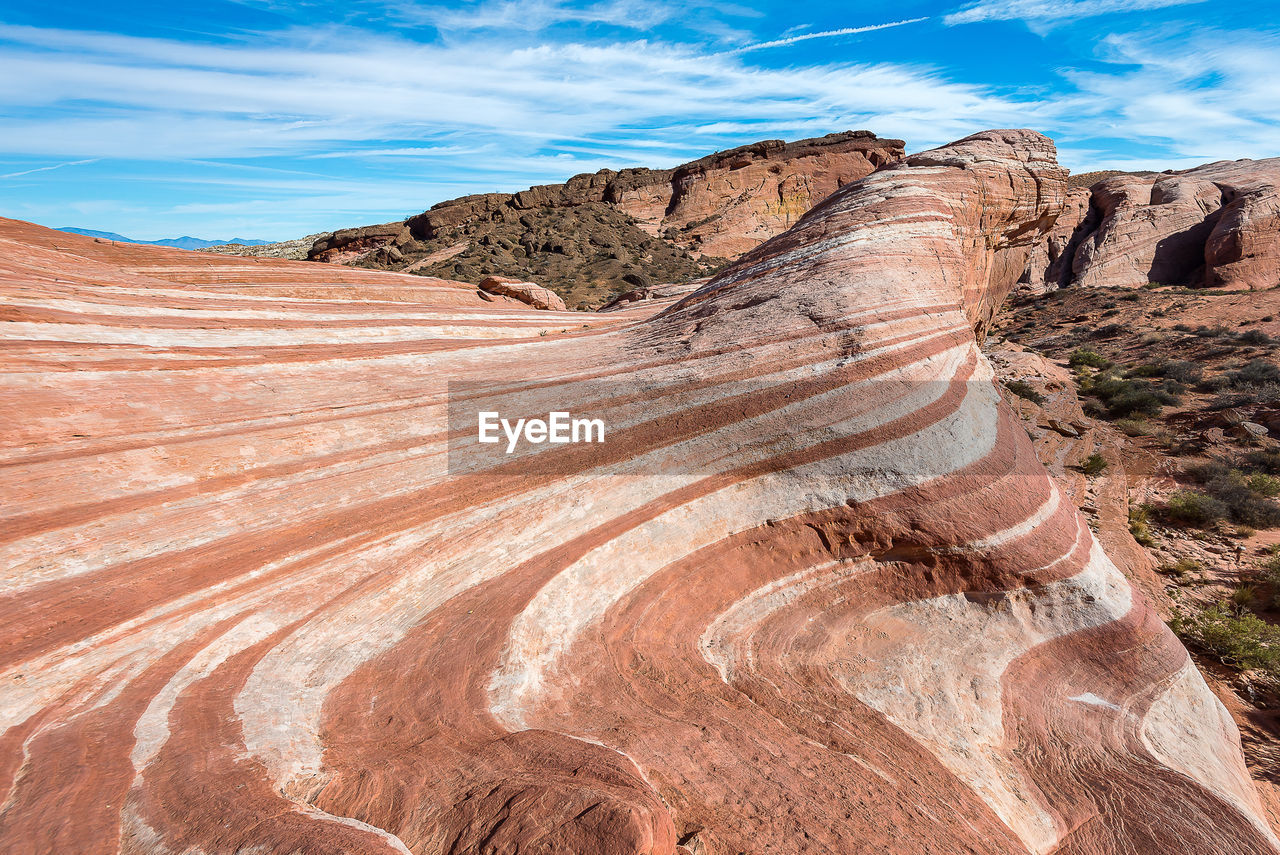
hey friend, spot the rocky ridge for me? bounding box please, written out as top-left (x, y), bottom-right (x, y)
top-left (198, 233), bottom-right (324, 260)
top-left (306, 131), bottom-right (903, 307)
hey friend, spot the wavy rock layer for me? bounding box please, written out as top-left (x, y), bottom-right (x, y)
top-left (2, 131), bottom-right (1276, 855)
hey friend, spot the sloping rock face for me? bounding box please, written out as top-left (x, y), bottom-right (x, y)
top-left (306, 131), bottom-right (904, 305)
top-left (1024, 159), bottom-right (1280, 292)
top-left (2, 132), bottom-right (1278, 855)
top-left (1019, 186), bottom-right (1093, 294)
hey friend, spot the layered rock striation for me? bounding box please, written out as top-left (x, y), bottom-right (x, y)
top-left (1022, 158), bottom-right (1280, 292)
top-left (1, 131), bottom-right (1277, 855)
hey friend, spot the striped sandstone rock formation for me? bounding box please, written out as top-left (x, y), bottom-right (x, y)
top-left (1020, 158), bottom-right (1280, 293)
top-left (2, 130), bottom-right (1277, 855)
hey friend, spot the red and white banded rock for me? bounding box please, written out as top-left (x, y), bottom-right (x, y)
top-left (1, 131), bottom-right (1276, 855)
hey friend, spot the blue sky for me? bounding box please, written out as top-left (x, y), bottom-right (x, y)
top-left (1, 0), bottom-right (1277, 240)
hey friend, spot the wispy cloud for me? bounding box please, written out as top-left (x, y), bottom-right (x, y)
top-left (727, 18), bottom-right (930, 54)
top-left (0, 24), bottom-right (1034, 161)
top-left (0, 158), bottom-right (99, 179)
top-left (394, 0), bottom-right (678, 32)
top-left (944, 0), bottom-right (1206, 27)
top-left (1055, 27), bottom-right (1280, 162)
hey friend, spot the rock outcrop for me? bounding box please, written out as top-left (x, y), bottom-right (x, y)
top-left (306, 131), bottom-right (904, 306)
top-left (199, 233), bottom-right (327, 260)
top-left (1019, 186), bottom-right (1093, 294)
top-left (2, 131), bottom-right (1277, 855)
top-left (1023, 159), bottom-right (1280, 292)
top-left (478, 274), bottom-right (567, 311)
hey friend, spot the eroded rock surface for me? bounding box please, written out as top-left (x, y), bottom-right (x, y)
top-left (1026, 159), bottom-right (1280, 292)
top-left (2, 131), bottom-right (1277, 855)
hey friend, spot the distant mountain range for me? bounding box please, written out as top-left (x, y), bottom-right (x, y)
top-left (56, 227), bottom-right (271, 250)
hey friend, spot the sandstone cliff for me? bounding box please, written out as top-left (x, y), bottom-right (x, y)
top-left (1, 131), bottom-right (1277, 855)
top-left (1022, 158), bottom-right (1280, 292)
top-left (306, 131), bottom-right (904, 306)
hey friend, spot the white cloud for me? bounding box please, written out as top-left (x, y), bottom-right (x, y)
top-left (1056, 27), bottom-right (1280, 162)
top-left (0, 158), bottom-right (98, 179)
top-left (0, 24), bottom-right (1035, 161)
top-left (726, 17), bottom-right (930, 54)
top-left (401, 0), bottom-right (679, 32)
top-left (944, 0), bottom-right (1206, 27)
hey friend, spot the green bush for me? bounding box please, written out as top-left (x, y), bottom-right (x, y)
top-left (1229, 358), bottom-right (1280, 387)
top-left (1183, 463), bottom-right (1280, 528)
top-left (1129, 504), bottom-right (1155, 546)
top-left (1069, 348), bottom-right (1111, 369)
top-left (1163, 556), bottom-right (1201, 578)
top-left (1243, 450), bottom-right (1280, 475)
top-left (1172, 603), bottom-right (1280, 675)
top-left (1105, 387), bottom-right (1166, 419)
top-left (1082, 453), bottom-right (1108, 475)
top-left (1164, 490), bottom-right (1228, 526)
top-left (1079, 369), bottom-right (1180, 421)
top-left (1248, 472), bottom-right (1280, 497)
top-left (1115, 418), bottom-right (1152, 436)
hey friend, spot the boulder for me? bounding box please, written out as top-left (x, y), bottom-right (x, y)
top-left (478, 274), bottom-right (568, 311)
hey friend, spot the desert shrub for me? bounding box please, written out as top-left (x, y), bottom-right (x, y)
top-left (1105, 386), bottom-right (1165, 419)
top-left (1079, 367), bottom-right (1181, 421)
top-left (1229, 358), bottom-right (1280, 387)
top-left (1243, 450), bottom-right (1280, 475)
top-left (1162, 360), bottom-right (1204, 385)
top-left (1162, 556), bottom-right (1201, 578)
top-left (1082, 453), bottom-right (1108, 475)
top-left (1233, 585), bottom-right (1258, 607)
top-left (1164, 490), bottom-right (1228, 526)
top-left (1092, 323), bottom-right (1125, 339)
top-left (1173, 322), bottom-right (1193, 332)
top-left (1184, 463), bottom-right (1280, 528)
top-left (1239, 329), bottom-right (1274, 346)
top-left (1249, 473), bottom-right (1280, 497)
top-left (1119, 291), bottom-right (1142, 302)
top-left (1069, 348), bottom-right (1112, 369)
top-left (1172, 603), bottom-right (1280, 675)
top-left (1265, 555), bottom-right (1280, 608)
top-left (1004, 379), bottom-right (1045, 404)
top-left (1129, 504), bottom-right (1155, 546)
top-left (1194, 324), bottom-right (1232, 338)
top-left (1198, 374), bottom-right (1231, 393)
top-left (1210, 383), bottom-right (1280, 409)
top-left (1115, 418), bottom-right (1152, 436)
top-left (1081, 398), bottom-right (1108, 419)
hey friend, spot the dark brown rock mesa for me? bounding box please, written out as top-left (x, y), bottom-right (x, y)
top-left (307, 131), bottom-right (905, 307)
